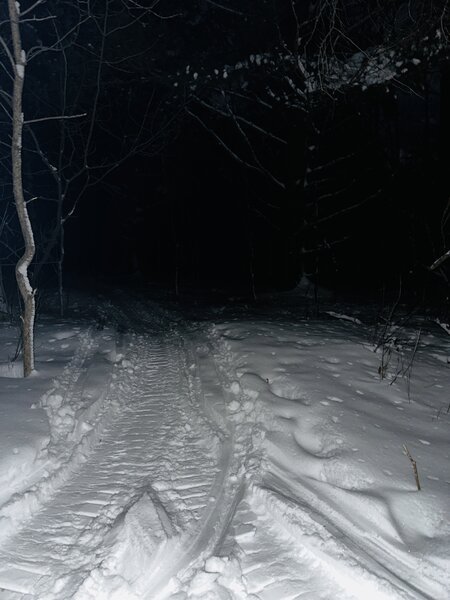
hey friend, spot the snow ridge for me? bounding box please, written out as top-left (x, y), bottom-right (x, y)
top-left (0, 327), bottom-right (117, 544)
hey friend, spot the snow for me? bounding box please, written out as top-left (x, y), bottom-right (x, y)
top-left (16, 64), bottom-right (24, 79)
top-left (211, 316), bottom-right (449, 598)
top-left (0, 292), bottom-right (448, 599)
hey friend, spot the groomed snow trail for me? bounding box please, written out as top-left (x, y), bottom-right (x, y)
top-left (0, 318), bottom-right (240, 600)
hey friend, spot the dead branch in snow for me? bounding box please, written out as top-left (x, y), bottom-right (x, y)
top-left (403, 444), bottom-right (421, 491)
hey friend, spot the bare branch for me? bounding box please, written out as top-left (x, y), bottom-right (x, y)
top-left (122, 0), bottom-right (181, 19)
top-left (186, 107), bottom-right (285, 190)
top-left (19, 0), bottom-right (45, 17)
top-left (0, 35), bottom-right (15, 71)
top-left (204, 0), bottom-right (246, 16)
top-left (311, 189), bottom-right (381, 228)
top-left (24, 112), bottom-right (87, 125)
top-left (225, 99), bottom-right (286, 190)
top-left (20, 16), bottom-right (57, 24)
top-left (194, 95), bottom-right (287, 145)
top-left (430, 249), bottom-right (450, 271)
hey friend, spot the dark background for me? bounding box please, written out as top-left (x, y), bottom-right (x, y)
top-left (1, 0), bottom-right (449, 304)
top-left (66, 74), bottom-right (450, 298)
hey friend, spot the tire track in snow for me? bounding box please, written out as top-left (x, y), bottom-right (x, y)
top-left (231, 479), bottom-right (447, 600)
top-left (0, 326), bottom-right (242, 600)
top-left (248, 474), bottom-right (447, 600)
top-left (227, 483), bottom-right (403, 600)
top-left (112, 330), bottom-right (252, 600)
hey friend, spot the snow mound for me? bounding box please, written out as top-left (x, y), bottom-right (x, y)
top-left (0, 362), bottom-right (23, 378)
top-left (74, 490), bottom-right (179, 600)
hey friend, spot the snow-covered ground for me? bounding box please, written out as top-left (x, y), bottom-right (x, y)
top-left (0, 290), bottom-right (448, 599)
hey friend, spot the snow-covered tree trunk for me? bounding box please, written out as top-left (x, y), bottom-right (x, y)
top-left (8, 0), bottom-right (36, 376)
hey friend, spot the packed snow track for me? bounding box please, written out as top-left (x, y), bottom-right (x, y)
top-left (0, 301), bottom-right (242, 599)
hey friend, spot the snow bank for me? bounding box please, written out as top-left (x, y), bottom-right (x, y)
top-left (0, 320), bottom-right (119, 541)
top-left (211, 316), bottom-right (450, 598)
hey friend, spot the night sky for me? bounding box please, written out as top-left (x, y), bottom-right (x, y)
top-left (1, 0), bottom-right (449, 302)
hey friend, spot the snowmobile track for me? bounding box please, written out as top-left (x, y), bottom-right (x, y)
top-left (0, 327), bottom-right (240, 600)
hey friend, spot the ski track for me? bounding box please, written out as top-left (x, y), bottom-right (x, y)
top-left (0, 323), bottom-right (233, 599)
top-left (228, 495), bottom-right (348, 600)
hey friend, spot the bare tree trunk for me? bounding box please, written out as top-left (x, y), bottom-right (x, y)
top-left (8, 0), bottom-right (36, 376)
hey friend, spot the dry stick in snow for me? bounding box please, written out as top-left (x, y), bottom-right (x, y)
top-left (403, 444), bottom-right (421, 491)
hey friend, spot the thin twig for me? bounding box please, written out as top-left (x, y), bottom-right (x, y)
top-left (403, 444), bottom-right (421, 491)
top-left (430, 248), bottom-right (450, 271)
top-left (24, 113), bottom-right (86, 125)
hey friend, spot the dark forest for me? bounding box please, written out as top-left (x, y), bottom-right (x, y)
top-left (1, 0), bottom-right (449, 306)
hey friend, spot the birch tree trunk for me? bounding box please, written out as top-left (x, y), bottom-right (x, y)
top-left (8, 0), bottom-right (36, 376)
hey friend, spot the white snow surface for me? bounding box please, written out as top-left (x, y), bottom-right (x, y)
top-left (0, 293), bottom-right (448, 600)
